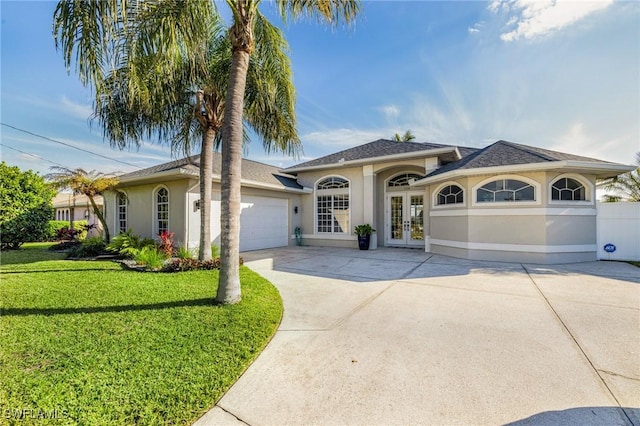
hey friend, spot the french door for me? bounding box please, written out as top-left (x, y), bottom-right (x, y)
top-left (386, 192), bottom-right (424, 247)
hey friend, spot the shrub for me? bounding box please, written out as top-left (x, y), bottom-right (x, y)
top-left (211, 244), bottom-right (220, 258)
top-left (48, 241), bottom-right (81, 251)
top-left (158, 231), bottom-right (175, 258)
top-left (161, 257), bottom-right (243, 273)
top-left (0, 162), bottom-right (56, 249)
top-left (67, 237), bottom-right (107, 258)
top-left (134, 246), bottom-right (166, 269)
top-left (107, 230), bottom-right (155, 259)
top-left (48, 220), bottom-right (70, 240)
top-left (176, 246), bottom-right (194, 260)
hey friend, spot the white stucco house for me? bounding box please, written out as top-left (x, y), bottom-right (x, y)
top-left (104, 139), bottom-right (634, 264)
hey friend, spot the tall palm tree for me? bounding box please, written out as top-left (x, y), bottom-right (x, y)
top-left (46, 167), bottom-right (119, 242)
top-left (598, 152), bottom-right (640, 202)
top-left (217, 0), bottom-right (361, 304)
top-left (53, 1), bottom-right (300, 261)
top-left (392, 130), bottom-right (415, 142)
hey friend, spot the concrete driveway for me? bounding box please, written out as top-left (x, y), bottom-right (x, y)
top-left (196, 247), bottom-right (640, 425)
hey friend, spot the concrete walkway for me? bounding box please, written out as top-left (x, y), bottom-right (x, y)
top-left (195, 247), bottom-right (640, 425)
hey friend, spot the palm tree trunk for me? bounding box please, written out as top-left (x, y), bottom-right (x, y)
top-left (88, 196), bottom-right (110, 243)
top-left (216, 48), bottom-right (250, 305)
top-left (199, 128), bottom-right (215, 261)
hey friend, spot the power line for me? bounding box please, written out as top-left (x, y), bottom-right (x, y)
top-left (0, 143), bottom-right (71, 169)
top-left (1, 123), bottom-right (142, 169)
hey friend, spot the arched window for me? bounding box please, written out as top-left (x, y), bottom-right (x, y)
top-left (388, 173), bottom-right (422, 188)
top-left (316, 177), bottom-right (349, 234)
top-left (117, 192), bottom-right (128, 233)
top-left (155, 187), bottom-right (169, 234)
top-left (477, 179), bottom-right (535, 202)
top-left (551, 177), bottom-right (586, 201)
top-left (437, 184), bottom-right (464, 205)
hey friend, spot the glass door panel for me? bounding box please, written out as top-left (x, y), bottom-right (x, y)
top-left (409, 195), bottom-right (424, 242)
top-left (390, 195), bottom-right (404, 241)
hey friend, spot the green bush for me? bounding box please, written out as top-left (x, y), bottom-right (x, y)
top-left (67, 237), bottom-right (107, 258)
top-left (134, 246), bottom-right (166, 269)
top-left (48, 220), bottom-right (70, 240)
top-left (107, 230), bottom-right (155, 259)
top-left (176, 245), bottom-right (195, 259)
top-left (211, 244), bottom-right (220, 258)
top-left (0, 162), bottom-right (55, 249)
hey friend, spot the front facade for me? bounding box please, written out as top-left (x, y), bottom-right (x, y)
top-left (106, 140), bottom-right (634, 264)
top-left (52, 193), bottom-right (104, 237)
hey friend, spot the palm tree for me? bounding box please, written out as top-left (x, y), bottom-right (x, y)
top-left (392, 130), bottom-right (416, 142)
top-left (216, 0), bottom-right (361, 304)
top-left (598, 152), bottom-right (640, 201)
top-left (46, 167), bottom-right (119, 242)
top-left (53, 1), bottom-right (300, 261)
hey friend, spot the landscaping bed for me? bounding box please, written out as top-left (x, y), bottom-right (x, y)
top-left (0, 243), bottom-right (283, 425)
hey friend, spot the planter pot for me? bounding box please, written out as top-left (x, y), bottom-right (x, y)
top-left (357, 235), bottom-right (370, 250)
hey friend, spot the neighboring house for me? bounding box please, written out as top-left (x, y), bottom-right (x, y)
top-left (52, 193), bottom-right (104, 236)
top-left (105, 139), bottom-right (634, 264)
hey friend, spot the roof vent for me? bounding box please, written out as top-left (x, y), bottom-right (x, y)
top-left (338, 158), bottom-right (345, 164)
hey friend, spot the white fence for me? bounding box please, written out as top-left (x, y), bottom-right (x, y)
top-left (597, 202), bottom-right (640, 261)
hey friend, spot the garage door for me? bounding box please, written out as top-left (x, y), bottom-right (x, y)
top-left (239, 195), bottom-right (288, 251)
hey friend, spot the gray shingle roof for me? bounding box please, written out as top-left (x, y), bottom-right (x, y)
top-left (426, 140), bottom-right (615, 177)
top-left (119, 153), bottom-right (302, 190)
top-left (283, 139), bottom-right (477, 171)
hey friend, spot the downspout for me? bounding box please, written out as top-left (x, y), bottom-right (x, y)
top-left (186, 180), bottom-right (199, 250)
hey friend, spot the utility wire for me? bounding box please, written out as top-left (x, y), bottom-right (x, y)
top-left (1, 123), bottom-right (142, 169)
top-left (0, 143), bottom-right (71, 169)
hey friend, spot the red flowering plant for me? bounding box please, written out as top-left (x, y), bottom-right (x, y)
top-left (158, 230), bottom-right (175, 258)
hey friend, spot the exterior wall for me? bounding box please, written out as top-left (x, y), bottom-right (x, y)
top-left (597, 201), bottom-right (640, 261)
top-left (427, 171), bottom-right (598, 264)
top-left (106, 179), bottom-right (194, 245)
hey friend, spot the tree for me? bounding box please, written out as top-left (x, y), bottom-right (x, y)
top-left (598, 152), bottom-right (640, 202)
top-left (54, 0), bottom-right (300, 262)
top-left (46, 167), bottom-right (119, 242)
top-left (0, 162), bottom-right (56, 250)
top-left (216, 0), bottom-right (361, 304)
top-left (392, 130), bottom-right (415, 142)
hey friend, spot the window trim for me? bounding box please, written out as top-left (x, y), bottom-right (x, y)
top-left (314, 175), bottom-right (351, 235)
top-left (472, 175), bottom-right (541, 207)
top-left (548, 173), bottom-right (594, 206)
top-left (152, 185), bottom-right (170, 236)
top-left (432, 181), bottom-right (466, 209)
top-left (116, 191), bottom-right (128, 234)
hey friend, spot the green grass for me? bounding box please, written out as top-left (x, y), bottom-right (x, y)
top-left (0, 243), bottom-right (283, 425)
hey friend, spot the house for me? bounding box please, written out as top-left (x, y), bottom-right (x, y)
top-left (52, 192), bottom-right (104, 236)
top-left (104, 139), bottom-right (634, 264)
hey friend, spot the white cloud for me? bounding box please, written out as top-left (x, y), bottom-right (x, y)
top-left (60, 96), bottom-right (93, 119)
top-left (491, 0), bottom-right (614, 42)
top-left (379, 104), bottom-right (400, 121)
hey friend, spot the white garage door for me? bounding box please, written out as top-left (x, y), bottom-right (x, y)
top-left (239, 195), bottom-right (288, 251)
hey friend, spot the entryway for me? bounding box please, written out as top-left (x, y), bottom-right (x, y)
top-left (386, 192), bottom-right (424, 247)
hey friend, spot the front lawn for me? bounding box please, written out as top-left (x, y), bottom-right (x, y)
top-left (0, 243), bottom-right (282, 425)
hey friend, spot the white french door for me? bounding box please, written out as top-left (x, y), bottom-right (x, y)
top-left (386, 192), bottom-right (424, 247)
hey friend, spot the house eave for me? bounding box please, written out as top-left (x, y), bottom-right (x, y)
top-left (410, 161), bottom-right (636, 186)
top-left (282, 147), bottom-right (460, 174)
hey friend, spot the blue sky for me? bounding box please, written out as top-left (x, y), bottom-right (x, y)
top-left (1, 0), bottom-right (638, 177)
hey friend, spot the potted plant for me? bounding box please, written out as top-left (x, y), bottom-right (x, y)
top-left (354, 224), bottom-right (376, 250)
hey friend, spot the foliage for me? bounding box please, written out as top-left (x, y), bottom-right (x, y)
top-left (211, 244), bottom-right (220, 259)
top-left (0, 162), bottom-right (56, 250)
top-left (0, 243), bottom-right (282, 425)
top-left (392, 130), bottom-right (416, 142)
top-left (598, 152), bottom-right (640, 202)
top-left (158, 230), bottom-right (175, 258)
top-left (107, 230), bottom-right (155, 259)
top-left (46, 167), bottom-right (118, 242)
top-left (176, 245), bottom-right (195, 260)
top-left (134, 246), bottom-right (166, 269)
top-left (48, 241), bottom-right (81, 251)
top-left (162, 257), bottom-right (243, 273)
top-left (354, 224), bottom-right (376, 236)
top-left (67, 237), bottom-right (107, 258)
top-left (47, 220), bottom-right (70, 239)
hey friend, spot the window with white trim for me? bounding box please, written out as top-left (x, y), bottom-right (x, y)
top-left (551, 177), bottom-right (586, 201)
top-left (388, 173), bottom-right (422, 187)
top-left (437, 184), bottom-right (464, 205)
top-left (477, 179), bottom-right (535, 202)
top-left (156, 187), bottom-right (169, 234)
top-left (117, 192), bottom-right (128, 233)
top-left (316, 177), bottom-right (349, 233)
